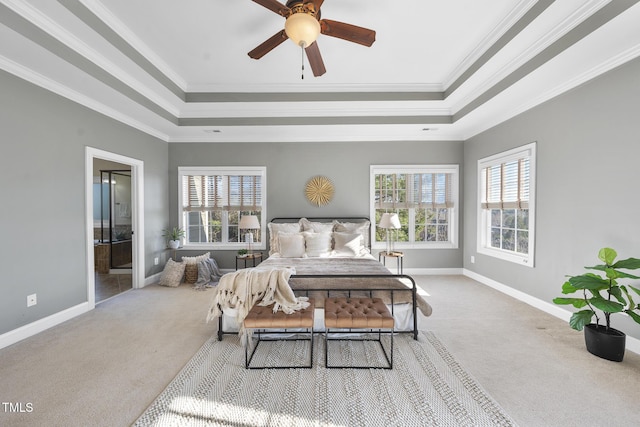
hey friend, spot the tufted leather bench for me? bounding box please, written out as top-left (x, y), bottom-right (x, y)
top-left (324, 297), bottom-right (394, 369)
top-left (243, 298), bottom-right (315, 369)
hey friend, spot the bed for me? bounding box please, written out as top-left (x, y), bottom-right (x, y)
top-left (214, 217), bottom-right (432, 341)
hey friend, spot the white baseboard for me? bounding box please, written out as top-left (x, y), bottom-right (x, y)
top-left (463, 268), bottom-right (640, 356)
top-left (144, 272), bottom-right (162, 287)
top-left (0, 303), bottom-right (91, 350)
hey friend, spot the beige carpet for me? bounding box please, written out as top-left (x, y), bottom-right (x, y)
top-left (2, 277), bottom-right (640, 426)
top-left (134, 331), bottom-right (515, 427)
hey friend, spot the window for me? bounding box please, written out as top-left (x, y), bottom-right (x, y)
top-left (178, 167), bottom-right (266, 249)
top-left (477, 142), bottom-right (536, 267)
top-left (370, 165), bottom-right (459, 249)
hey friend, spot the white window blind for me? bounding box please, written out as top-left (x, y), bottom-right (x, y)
top-left (375, 173), bottom-right (454, 210)
top-left (182, 174), bottom-right (262, 212)
top-left (413, 173), bottom-right (454, 208)
top-left (481, 158), bottom-right (529, 210)
top-left (178, 167), bottom-right (266, 248)
top-left (371, 165), bottom-right (459, 249)
top-left (477, 143), bottom-right (536, 267)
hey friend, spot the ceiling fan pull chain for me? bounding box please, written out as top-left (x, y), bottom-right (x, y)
top-left (301, 44), bottom-right (305, 80)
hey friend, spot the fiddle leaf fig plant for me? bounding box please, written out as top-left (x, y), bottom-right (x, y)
top-left (553, 247), bottom-right (640, 331)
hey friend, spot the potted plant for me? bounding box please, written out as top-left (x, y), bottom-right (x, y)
top-left (237, 249), bottom-right (248, 257)
top-left (163, 227), bottom-right (185, 249)
top-left (553, 247), bottom-right (640, 361)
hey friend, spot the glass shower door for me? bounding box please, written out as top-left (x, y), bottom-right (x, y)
top-left (99, 170), bottom-right (132, 269)
top-left (111, 171), bottom-right (132, 268)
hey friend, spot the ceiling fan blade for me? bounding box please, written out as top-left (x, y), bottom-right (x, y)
top-left (251, 0), bottom-right (290, 17)
top-left (320, 19), bottom-right (376, 47)
top-left (305, 41), bottom-right (326, 77)
top-left (248, 29), bottom-right (289, 59)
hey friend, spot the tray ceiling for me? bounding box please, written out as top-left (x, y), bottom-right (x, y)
top-left (1, 0), bottom-right (639, 143)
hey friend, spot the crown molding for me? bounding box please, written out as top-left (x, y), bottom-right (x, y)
top-left (458, 41), bottom-right (640, 140)
top-left (0, 54), bottom-right (170, 141)
top-left (184, 82), bottom-right (444, 94)
top-left (513, 42), bottom-right (640, 125)
top-left (443, 0), bottom-right (538, 90)
top-left (167, 130), bottom-right (462, 144)
top-left (79, 0), bottom-right (188, 91)
top-left (4, 0), bottom-right (181, 116)
top-left (179, 103), bottom-right (452, 118)
top-left (3, 0), bottom-right (636, 145)
top-left (450, 0), bottom-right (611, 114)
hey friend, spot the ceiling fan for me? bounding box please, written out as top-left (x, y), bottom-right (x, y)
top-left (248, 0), bottom-right (376, 77)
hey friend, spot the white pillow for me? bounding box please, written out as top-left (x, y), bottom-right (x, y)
top-left (300, 218), bottom-right (335, 233)
top-left (158, 258), bottom-right (185, 287)
top-left (268, 222), bottom-right (301, 255)
top-left (278, 233), bottom-right (306, 258)
top-left (303, 232), bottom-right (332, 257)
top-left (181, 252), bottom-right (210, 264)
top-left (334, 220), bottom-right (371, 250)
top-left (332, 232), bottom-right (365, 257)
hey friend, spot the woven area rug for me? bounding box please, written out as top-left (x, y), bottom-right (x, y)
top-left (135, 331), bottom-right (516, 427)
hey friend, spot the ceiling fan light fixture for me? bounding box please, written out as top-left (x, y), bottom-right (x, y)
top-left (285, 12), bottom-right (320, 47)
top-left (249, 0), bottom-right (375, 77)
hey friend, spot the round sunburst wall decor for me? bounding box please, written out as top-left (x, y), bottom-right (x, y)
top-left (305, 175), bottom-right (334, 206)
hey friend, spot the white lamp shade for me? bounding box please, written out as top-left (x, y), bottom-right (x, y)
top-left (284, 13), bottom-right (321, 47)
top-left (239, 215), bottom-right (260, 230)
top-left (379, 213), bottom-right (401, 229)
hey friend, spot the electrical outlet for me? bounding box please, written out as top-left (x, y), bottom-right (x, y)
top-left (27, 293), bottom-right (37, 307)
top-left (154, 257), bottom-right (159, 265)
top-left (470, 256), bottom-right (475, 264)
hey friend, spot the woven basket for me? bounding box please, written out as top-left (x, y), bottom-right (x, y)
top-left (184, 263), bottom-right (198, 284)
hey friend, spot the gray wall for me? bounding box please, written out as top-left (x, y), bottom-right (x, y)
top-left (8, 50), bottom-right (638, 342)
top-left (169, 140), bottom-right (464, 269)
top-left (463, 57), bottom-right (640, 340)
top-left (0, 70), bottom-right (168, 335)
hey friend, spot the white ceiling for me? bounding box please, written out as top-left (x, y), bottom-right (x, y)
top-left (1, 0), bottom-right (639, 143)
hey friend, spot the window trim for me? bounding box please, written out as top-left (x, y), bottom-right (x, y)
top-left (178, 166), bottom-right (267, 250)
top-left (476, 143), bottom-right (536, 267)
top-left (370, 164), bottom-right (459, 250)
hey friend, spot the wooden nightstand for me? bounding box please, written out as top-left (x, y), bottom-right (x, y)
top-left (379, 251), bottom-right (404, 274)
top-left (236, 252), bottom-right (263, 270)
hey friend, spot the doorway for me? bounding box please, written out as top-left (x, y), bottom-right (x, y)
top-left (85, 147), bottom-right (144, 307)
top-left (94, 167), bottom-right (132, 301)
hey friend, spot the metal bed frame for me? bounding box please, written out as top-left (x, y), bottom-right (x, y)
top-left (218, 273), bottom-right (418, 341)
top-left (216, 217), bottom-right (420, 342)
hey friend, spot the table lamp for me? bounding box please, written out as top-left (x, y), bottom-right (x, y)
top-left (379, 213), bottom-right (401, 254)
top-left (239, 215), bottom-right (260, 254)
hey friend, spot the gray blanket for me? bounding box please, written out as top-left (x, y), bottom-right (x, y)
top-left (194, 258), bottom-right (222, 290)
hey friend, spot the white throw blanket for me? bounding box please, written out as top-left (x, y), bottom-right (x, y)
top-left (206, 267), bottom-right (309, 344)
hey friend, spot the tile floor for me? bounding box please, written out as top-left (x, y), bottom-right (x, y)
top-left (95, 271), bottom-right (132, 302)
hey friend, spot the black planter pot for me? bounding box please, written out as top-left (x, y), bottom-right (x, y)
top-left (584, 324), bottom-right (626, 362)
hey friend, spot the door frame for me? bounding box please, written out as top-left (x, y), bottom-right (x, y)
top-left (85, 147), bottom-right (144, 307)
